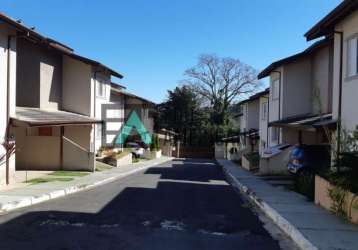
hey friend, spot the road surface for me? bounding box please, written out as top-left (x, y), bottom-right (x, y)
top-left (0, 159), bottom-right (296, 250)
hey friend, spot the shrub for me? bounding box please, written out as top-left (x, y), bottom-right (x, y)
top-left (150, 134), bottom-right (160, 152)
top-left (293, 171), bottom-right (315, 201)
top-left (243, 152), bottom-right (259, 167)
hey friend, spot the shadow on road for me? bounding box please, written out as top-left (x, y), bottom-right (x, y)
top-left (0, 160), bottom-right (281, 250)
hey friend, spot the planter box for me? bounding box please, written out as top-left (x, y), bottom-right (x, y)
top-left (241, 155), bottom-right (258, 171)
top-left (108, 153), bottom-right (133, 167)
top-left (143, 150), bottom-right (162, 160)
top-left (315, 175), bottom-right (358, 224)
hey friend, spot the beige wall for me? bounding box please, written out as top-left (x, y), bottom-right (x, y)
top-left (0, 25), bottom-right (17, 185)
top-left (17, 38), bottom-right (62, 110)
top-left (311, 44), bottom-right (333, 114)
top-left (62, 55), bottom-right (92, 116)
top-left (333, 10), bottom-right (358, 131)
top-left (282, 57), bottom-right (312, 118)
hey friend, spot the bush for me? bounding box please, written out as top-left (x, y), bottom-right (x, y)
top-left (293, 171), bottom-right (315, 201)
top-left (243, 152), bottom-right (259, 167)
top-left (150, 134), bottom-right (160, 152)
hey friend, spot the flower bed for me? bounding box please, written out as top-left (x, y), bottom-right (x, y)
top-left (241, 152), bottom-right (259, 171)
top-left (315, 175), bottom-right (358, 224)
top-left (102, 151), bottom-right (133, 167)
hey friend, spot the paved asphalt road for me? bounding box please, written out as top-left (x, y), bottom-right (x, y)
top-left (0, 159), bottom-right (296, 250)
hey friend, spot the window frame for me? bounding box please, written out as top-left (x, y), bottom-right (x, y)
top-left (261, 102), bottom-right (268, 121)
top-left (96, 79), bottom-right (107, 98)
top-left (347, 36), bottom-right (358, 78)
top-left (271, 78), bottom-right (280, 100)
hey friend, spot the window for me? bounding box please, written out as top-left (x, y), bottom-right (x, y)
top-left (347, 37), bottom-right (358, 77)
top-left (96, 80), bottom-right (106, 98)
top-left (262, 102), bottom-right (268, 120)
top-left (271, 127), bottom-right (279, 142)
top-left (96, 124), bottom-right (102, 140)
top-left (272, 79), bottom-right (280, 100)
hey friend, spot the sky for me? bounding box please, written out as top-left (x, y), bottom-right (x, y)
top-left (2, 0), bottom-right (342, 103)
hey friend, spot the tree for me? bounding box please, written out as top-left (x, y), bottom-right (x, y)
top-left (183, 54), bottom-right (260, 126)
top-left (154, 85), bottom-right (210, 146)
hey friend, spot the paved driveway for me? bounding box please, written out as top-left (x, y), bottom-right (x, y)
top-left (0, 159), bottom-right (294, 250)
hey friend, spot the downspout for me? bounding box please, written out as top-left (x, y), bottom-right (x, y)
top-left (5, 35), bottom-right (15, 185)
top-left (262, 96), bottom-right (270, 148)
top-left (272, 70), bottom-right (282, 143)
top-left (334, 31), bottom-right (344, 172)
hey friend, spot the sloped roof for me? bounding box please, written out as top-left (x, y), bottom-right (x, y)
top-left (305, 0), bottom-right (358, 41)
top-left (258, 38), bottom-right (331, 79)
top-left (12, 107), bottom-right (101, 127)
top-left (0, 12), bottom-right (123, 79)
top-left (111, 86), bottom-right (155, 105)
top-left (238, 88), bottom-right (269, 105)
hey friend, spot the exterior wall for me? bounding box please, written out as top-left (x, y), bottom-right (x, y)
top-left (0, 25), bottom-right (17, 185)
top-left (247, 99), bottom-right (260, 130)
top-left (15, 127), bottom-right (61, 170)
top-left (311, 44), bottom-right (333, 114)
top-left (62, 55), bottom-right (92, 116)
top-left (333, 10), bottom-right (358, 131)
top-left (259, 95), bottom-right (269, 155)
top-left (92, 71), bottom-right (112, 151)
top-left (282, 57), bottom-right (312, 118)
top-left (17, 38), bottom-right (62, 110)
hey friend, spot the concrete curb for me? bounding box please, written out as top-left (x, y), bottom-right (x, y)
top-left (220, 164), bottom-right (318, 250)
top-left (0, 157), bottom-right (173, 214)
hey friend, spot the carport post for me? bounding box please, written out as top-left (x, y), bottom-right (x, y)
top-left (60, 126), bottom-right (64, 170)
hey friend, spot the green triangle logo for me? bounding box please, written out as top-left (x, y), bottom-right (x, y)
top-left (115, 111), bottom-right (152, 145)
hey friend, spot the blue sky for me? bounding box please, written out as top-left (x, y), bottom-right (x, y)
top-left (2, 0), bottom-right (341, 103)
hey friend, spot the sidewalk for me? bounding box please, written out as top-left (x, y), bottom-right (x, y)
top-left (217, 159), bottom-right (358, 250)
top-left (0, 156), bottom-right (173, 214)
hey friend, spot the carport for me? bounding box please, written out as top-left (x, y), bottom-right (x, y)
top-left (11, 107), bottom-right (102, 172)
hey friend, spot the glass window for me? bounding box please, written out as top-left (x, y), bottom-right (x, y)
top-left (272, 79), bottom-right (280, 100)
top-left (96, 124), bottom-right (102, 140)
top-left (271, 127), bottom-right (279, 142)
top-left (347, 37), bottom-right (358, 77)
top-left (96, 80), bottom-right (106, 98)
top-left (262, 102), bottom-right (268, 120)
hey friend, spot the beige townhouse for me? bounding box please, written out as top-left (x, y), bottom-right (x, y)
top-left (0, 13), bottom-right (123, 186)
top-left (222, 89), bottom-right (268, 160)
top-left (258, 37), bottom-right (334, 149)
top-left (305, 0), bottom-right (358, 155)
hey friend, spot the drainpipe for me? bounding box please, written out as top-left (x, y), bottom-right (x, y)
top-left (262, 96), bottom-right (270, 148)
top-left (5, 35), bottom-right (16, 185)
top-left (334, 31), bottom-right (344, 172)
top-left (272, 70), bottom-right (282, 144)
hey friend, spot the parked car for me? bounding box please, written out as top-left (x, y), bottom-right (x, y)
top-left (126, 142), bottom-right (144, 158)
top-left (288, 144), bottom-right (331, 174)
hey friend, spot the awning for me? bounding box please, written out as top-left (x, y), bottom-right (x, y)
top-left (269, 113), bottom-right (335, 131)
top-left (11, 107), bottom-right (102, 127)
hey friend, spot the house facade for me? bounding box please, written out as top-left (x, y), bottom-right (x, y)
top-left (305, 0), bottom-right (358, 133)
top-left (0, 13), bottom-right (123, 186)
top-left (258, 38), bottom-right (334, 151)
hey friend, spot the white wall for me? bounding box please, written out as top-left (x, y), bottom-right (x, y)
top-left (247, 99), bottom-right (260, 130)
top-left (0, 25), bottom-right (16, 185)
top-left (333, 10), bottom-right (358, 131)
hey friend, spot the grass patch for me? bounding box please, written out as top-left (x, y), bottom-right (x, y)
top-left (28, 177), bottom-right (74, 185)
top-left (48, 171), bottom-right (89, 177)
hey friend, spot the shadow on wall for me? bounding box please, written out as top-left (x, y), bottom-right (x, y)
top-left (0, 164), bottom-right (280, 250)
